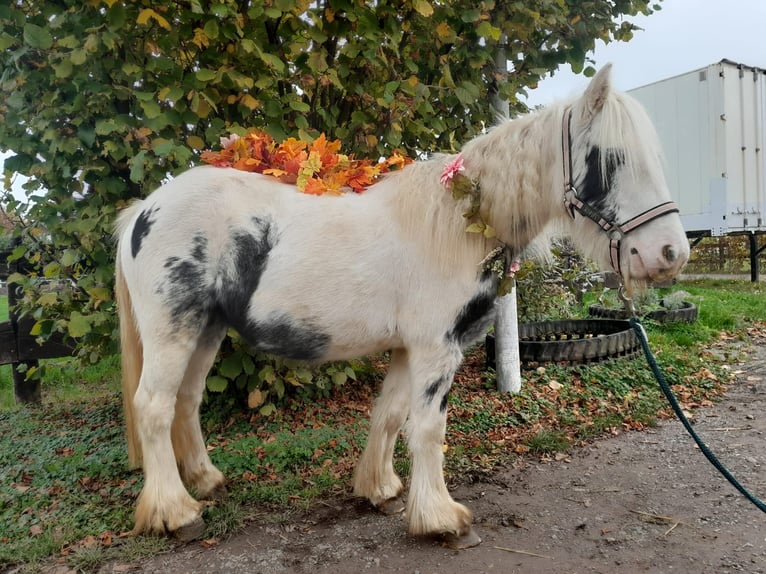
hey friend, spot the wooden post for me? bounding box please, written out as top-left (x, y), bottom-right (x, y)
top-left (6, 241), bottom-right (41, 404)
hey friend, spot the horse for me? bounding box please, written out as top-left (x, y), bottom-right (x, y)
top-left (114, 64), bottom-right (689, 547)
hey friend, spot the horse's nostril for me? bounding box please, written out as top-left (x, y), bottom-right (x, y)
top-left (630, 248), bottom-right (638, 255)
top-left (662, 244), bottom-right (676, 263)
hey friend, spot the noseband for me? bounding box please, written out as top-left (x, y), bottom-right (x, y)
top-left (561, 107), bottom-right (679, 280)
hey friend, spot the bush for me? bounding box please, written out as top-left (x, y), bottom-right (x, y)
top-left (515, 239), bottom-right (601, 322)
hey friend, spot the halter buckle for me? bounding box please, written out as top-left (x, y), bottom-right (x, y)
top-left (608, 228), bottom-right (624, 242)
top-left (563, 185), bottom-right (578, 220)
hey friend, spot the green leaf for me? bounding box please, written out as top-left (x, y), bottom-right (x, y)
top-left (412, 0), bottom-right (434, 17)
top-left (54, 60), bottom-right (73, 78)
top-left (68, 312), bottom-right (91, 338)
top-left (498, 276), bottom-right (515, 297)
top-left (206, 375), bottom-right (229, 393)
top-left (6, 272), bottom-right (26, 285)
top-left (465, 222), bottom-right (486, 233)
top-left (258, 364), bottom-right (277, 384)
top-left (43, 262), bottom-right (61, 278)
top-left (242, 354), bottom-right (255, 375)
top-left (288, 99), bottom-right (310, 112)
top-left (258, 51), bottom-right (286, 73)
top-left (130, 150), bottom-right (147, 183)
top-left (95, 119), bottom-right (119, 135)
top-left (219, 355), bottom-right (244, 379)
top-left (196, 69), bottom-right (217, 82)
top-left (476, 21), bottom-right (502, 41)
top-left (23, 23), bottom-right (53, 50)
top-left (37, 293), bottom-right (59, 307)
top-left (455, 81), bottom-right (481, 105)
top-left (204, 19), bottom-right (219, 40)
top-left (331, 371), bottom-right (347, 386)
top-left (259, 403), bottom-right (277, 416)
top-left (140, 100), bottom-right (162, 119)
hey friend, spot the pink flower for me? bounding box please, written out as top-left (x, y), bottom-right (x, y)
top-left (507, 259), bottom-right (522, 278)
top-left (440, 153), bottom-right (465, 187)
top-left (219, 134), bottom-right (241, 149)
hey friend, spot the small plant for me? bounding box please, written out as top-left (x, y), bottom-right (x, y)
top-left (661, 290), bottom-right (691, 310)
top-left (524, 429), bottom-right (571, 455)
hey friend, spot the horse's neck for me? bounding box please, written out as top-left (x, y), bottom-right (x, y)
top-left (379, 161), bottom-right (493, 277)
top-left (461, 106), bottom-right (563, 249)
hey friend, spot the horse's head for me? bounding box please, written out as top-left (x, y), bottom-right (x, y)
top-left (563, 64), bottom-right (689, 290)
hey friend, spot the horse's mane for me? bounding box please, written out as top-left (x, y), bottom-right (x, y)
top-left (380, 160), bottom-right (494, 276)
top-left (380, 86), bottom-right (665, 276)
top-left (591, 91), bottom-right (666, 186)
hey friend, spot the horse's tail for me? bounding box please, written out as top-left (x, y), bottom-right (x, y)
top-left (115, 203), bottom-right (144, 468)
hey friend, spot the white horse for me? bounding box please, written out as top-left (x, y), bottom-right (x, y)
top-left (114, 65), bottom-right (688, 547)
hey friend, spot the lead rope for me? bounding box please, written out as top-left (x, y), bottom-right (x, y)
top-left (629, 316), bottom-right (766, 513)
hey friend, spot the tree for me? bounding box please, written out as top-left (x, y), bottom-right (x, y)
top-left (0, 0), bottom-right (660, 399)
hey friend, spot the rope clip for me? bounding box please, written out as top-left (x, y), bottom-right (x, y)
top-left (618, 285), bottom-right (637, 317)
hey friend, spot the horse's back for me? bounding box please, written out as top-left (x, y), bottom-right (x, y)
top-left (116, 166), bottom-right (407, 359)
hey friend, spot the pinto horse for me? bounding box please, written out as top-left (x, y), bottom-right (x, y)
top-left (115, 65), bottom-right (688, 546)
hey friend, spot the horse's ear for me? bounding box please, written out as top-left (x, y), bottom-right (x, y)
top-left (582, 63), bottom-right (613, 117)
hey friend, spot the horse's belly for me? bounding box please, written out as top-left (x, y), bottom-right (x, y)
top-left (239, 310), bottom-right (398, 363)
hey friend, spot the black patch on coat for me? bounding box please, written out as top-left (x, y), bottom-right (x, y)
top-left (214, 217), bottom-right (331, 361)
top-left (439, 391), bottom-right (450, 413)
top-left (162, 233), bottom-right (211, 328)
top-left (577, 146), bottom-right (624, 221)
top-left (242, 314), bottom-right (330, 361)
top-left (448, 285), bottom-right (498, 348)
top-left (131, 205), bottom-right (159, 258)
top-left (215, 217), bottom-right (275, 326)
top-left (424, 376), bottom-right (451, 414)
top-left (424, 376), bottom-right (446, 403)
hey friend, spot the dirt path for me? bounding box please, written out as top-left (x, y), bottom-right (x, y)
top-left (115, 339), bottom-right (766, 574)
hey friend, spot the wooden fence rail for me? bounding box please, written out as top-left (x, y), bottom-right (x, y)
top-left (1, 248), bottom-right (74, 404)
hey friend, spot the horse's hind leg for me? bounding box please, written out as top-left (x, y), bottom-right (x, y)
top-left (353, 348), bottom-right (409, 514)
top-left (404, 344), bottom-right (480, 547)
top-left (172, 327), bottom-right (227, 499)
top-left (133, 333), bottom-right (205, 539)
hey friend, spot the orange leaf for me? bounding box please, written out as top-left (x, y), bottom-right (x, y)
top-left (233, 157), bottom-right (262, 172)
top-left (263, 167), bottom-right (288, 178)
top-left (303, 178), bottom-right (328, 195)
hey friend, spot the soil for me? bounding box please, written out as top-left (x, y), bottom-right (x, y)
top-left (108, 334), bottom-right (766, 574)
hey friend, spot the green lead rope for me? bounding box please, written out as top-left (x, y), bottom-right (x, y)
top-left (629, 317), bottom-right (766, 514)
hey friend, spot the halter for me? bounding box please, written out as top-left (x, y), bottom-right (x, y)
top-left (560, 107), bottom-right (679, 281)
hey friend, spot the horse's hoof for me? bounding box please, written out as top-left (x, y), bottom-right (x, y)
top-left (203, 483), bottom-right (228, 501)
top-left (377, 497), bottom-right (406, 515)
top-left (441, 526), bottom-right (482, 549)
top-left (172, 516), bottom-right (206, 541)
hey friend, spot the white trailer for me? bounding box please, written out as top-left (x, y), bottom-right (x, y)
top-left (628, 60), bottom-right (766, 279)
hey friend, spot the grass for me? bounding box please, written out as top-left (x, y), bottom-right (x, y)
top-left (0, 278), bottom-right (764, 571)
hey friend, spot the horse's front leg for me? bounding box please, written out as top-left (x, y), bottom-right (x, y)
top-left (405, 345), bottom-right (481, 548)
top-left (353, 348), bottom-right (410, 514)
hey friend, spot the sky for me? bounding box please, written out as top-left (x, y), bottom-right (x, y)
top-left (3, 0), bottom-right (766, 202)
top-left (523, 0), bottom-right (766, 107)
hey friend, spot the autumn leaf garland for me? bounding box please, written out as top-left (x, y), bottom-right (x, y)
top-left (201, 130), bottom-right (412, 195)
